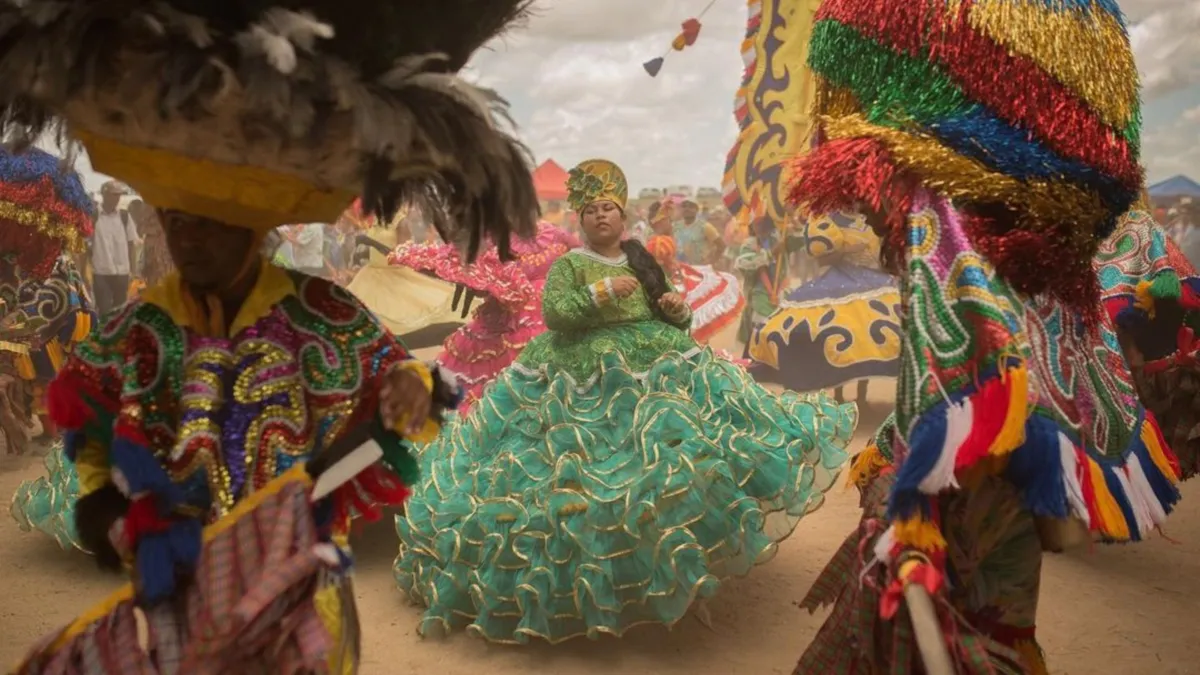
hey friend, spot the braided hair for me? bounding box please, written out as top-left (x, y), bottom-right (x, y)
top-left (620, 238), bottom-right (673, 323)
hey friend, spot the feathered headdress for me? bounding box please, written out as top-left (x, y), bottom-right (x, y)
top-left (788, 0), bottom-right (1142, 311)
top-left (0, 1), bottom-right (539, 260)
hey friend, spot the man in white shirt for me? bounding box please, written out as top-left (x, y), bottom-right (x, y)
top-left (91, 181), bottom-right (139, 315)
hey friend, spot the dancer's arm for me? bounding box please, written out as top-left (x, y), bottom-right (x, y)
top-left (542, 257), bottom-right (612, 331)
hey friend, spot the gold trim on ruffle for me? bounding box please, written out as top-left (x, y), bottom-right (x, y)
top-left (394, 351), bottom-right (858, 644)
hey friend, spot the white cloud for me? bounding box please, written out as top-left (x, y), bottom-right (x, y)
top-left (1127, 0), bottom-right (1200, 99)
top-left (1140, 105), bottom-right (1200, 183)
top-left (468, 0), bottom-right (745, 192)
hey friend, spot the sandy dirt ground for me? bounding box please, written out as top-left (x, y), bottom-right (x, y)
top-left (3, 335), bottom-right (1200, 673)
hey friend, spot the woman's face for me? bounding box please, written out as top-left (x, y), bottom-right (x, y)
top-left (160, 209), bottom-right (257, 292)
top-left (580, 200), bottom-right (625, 248)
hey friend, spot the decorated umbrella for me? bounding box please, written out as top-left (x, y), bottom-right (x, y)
top-left (0, 148), bottom-right (93, 281)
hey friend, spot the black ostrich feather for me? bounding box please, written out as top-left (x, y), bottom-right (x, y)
top-left (0, 0), bottom-right (539, 261)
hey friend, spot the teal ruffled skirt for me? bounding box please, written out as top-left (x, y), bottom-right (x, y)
top-left (394, 348), bottom-right (857, 643)
top-left (9, 441), bottom-right (85, 551)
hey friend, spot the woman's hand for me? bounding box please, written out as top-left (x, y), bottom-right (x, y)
top-left (380, 366), bottom-right (432, 435)
top-left (611, 276), bottom-right (641, 298)
top-left (658, 292), bottom-right (686, 316)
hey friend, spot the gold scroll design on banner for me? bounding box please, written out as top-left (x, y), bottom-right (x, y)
top-left (728, 0), bottom-right (821, 228)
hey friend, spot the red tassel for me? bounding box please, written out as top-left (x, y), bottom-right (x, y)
top-left (965, 212), bottom-right (1101, 323)
top-left (1143, 410), bottom-right (1181, 477)
top-left (1076, 446), bottom-right (1100, 530)
top-left (114, 419), bottom-right (151, 448)
top-left (879, 577), bottom-right (905, 620)
top-left (879, 562), bottom-right (943, 620)
top-left (1180, 285), bottom-right (1200, 310)
top-left (123, 496), bottom-right (172, 551)
top-left (330, 465), bottom-right (411, 525)
top-left (789, 137), bottom-right (914, 263)
top-left (953, 375), bottom-right (1008, 471)
top-left (46, 374), bottom-right (94, 430)
top-left (357, 464), bottom-right (412, 510)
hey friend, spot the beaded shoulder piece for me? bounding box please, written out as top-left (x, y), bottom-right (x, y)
top-left (47, 273), bottom-right (419, 603)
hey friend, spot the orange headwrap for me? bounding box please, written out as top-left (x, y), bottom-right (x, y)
top-left (646, 234), bottom-right (677, 268)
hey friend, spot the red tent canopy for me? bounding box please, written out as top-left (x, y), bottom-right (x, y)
top-left (532, 159), bottom-right (569, 202)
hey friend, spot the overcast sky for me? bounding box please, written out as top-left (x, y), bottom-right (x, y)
top-left (66, 0), bottom-right (1200, 192)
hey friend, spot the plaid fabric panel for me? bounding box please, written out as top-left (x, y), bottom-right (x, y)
top-left (794, 473), bottom-right (1036, 675)
top-left (16, 478), bottom-right (347, 675)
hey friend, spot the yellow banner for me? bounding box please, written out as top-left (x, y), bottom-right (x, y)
top-left (722, 0), bottom-right (821, 228)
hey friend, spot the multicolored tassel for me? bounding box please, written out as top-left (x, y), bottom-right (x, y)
top-left (109, 436), bottom-right (202, 605)
top-left (889, 365), bottom-right (1180, 560)
top-left (792, 0), bottom-right (1142, 312)
top-left (890, 358), bottom-right (1029, 518)
top-left (847, 442), bottom-right (890, 488)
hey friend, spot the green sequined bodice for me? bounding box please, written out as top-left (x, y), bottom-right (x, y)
top-left (516, 250), bottom-right (696, 382)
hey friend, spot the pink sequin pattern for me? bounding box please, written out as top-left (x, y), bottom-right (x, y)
top-left (388, 222), bottom-right (580, 410)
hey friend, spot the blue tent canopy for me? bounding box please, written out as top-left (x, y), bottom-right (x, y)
top-left (1148, 175), bottom-right (1200, 199)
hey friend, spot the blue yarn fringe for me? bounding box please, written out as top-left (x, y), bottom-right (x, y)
top-left (111, 437), bottom-right (202, 604)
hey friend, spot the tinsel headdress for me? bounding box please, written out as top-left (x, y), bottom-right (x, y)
top-left (0, 1), bottom-right (539, 260)
top-left (789, 0), bottom-right (1141, 311)
top-left (0, 147), bottom-right (93, 279)
top-left (1097, 209), bottom-right (1200, 352)
top-left (785, 0), bottom-right (1181, 615)
top-left (1096, 209), bottom-right (1200, 480)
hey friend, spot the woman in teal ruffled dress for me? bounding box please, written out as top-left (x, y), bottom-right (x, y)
top-left (394, 159), bottom-right (857, 643)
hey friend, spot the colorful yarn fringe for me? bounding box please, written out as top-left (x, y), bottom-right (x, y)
top-left (0, 147), bottom-right (93, 280)
top-left (885, 398), bottom-right (1180, 569)
top-left (867, 195), bottom-right (1182, 587)
top-left (790, 0), bottom-right (1141, 313)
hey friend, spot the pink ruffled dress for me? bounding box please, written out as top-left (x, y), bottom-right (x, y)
top-left (388, 222), bottom-right (580, 410)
